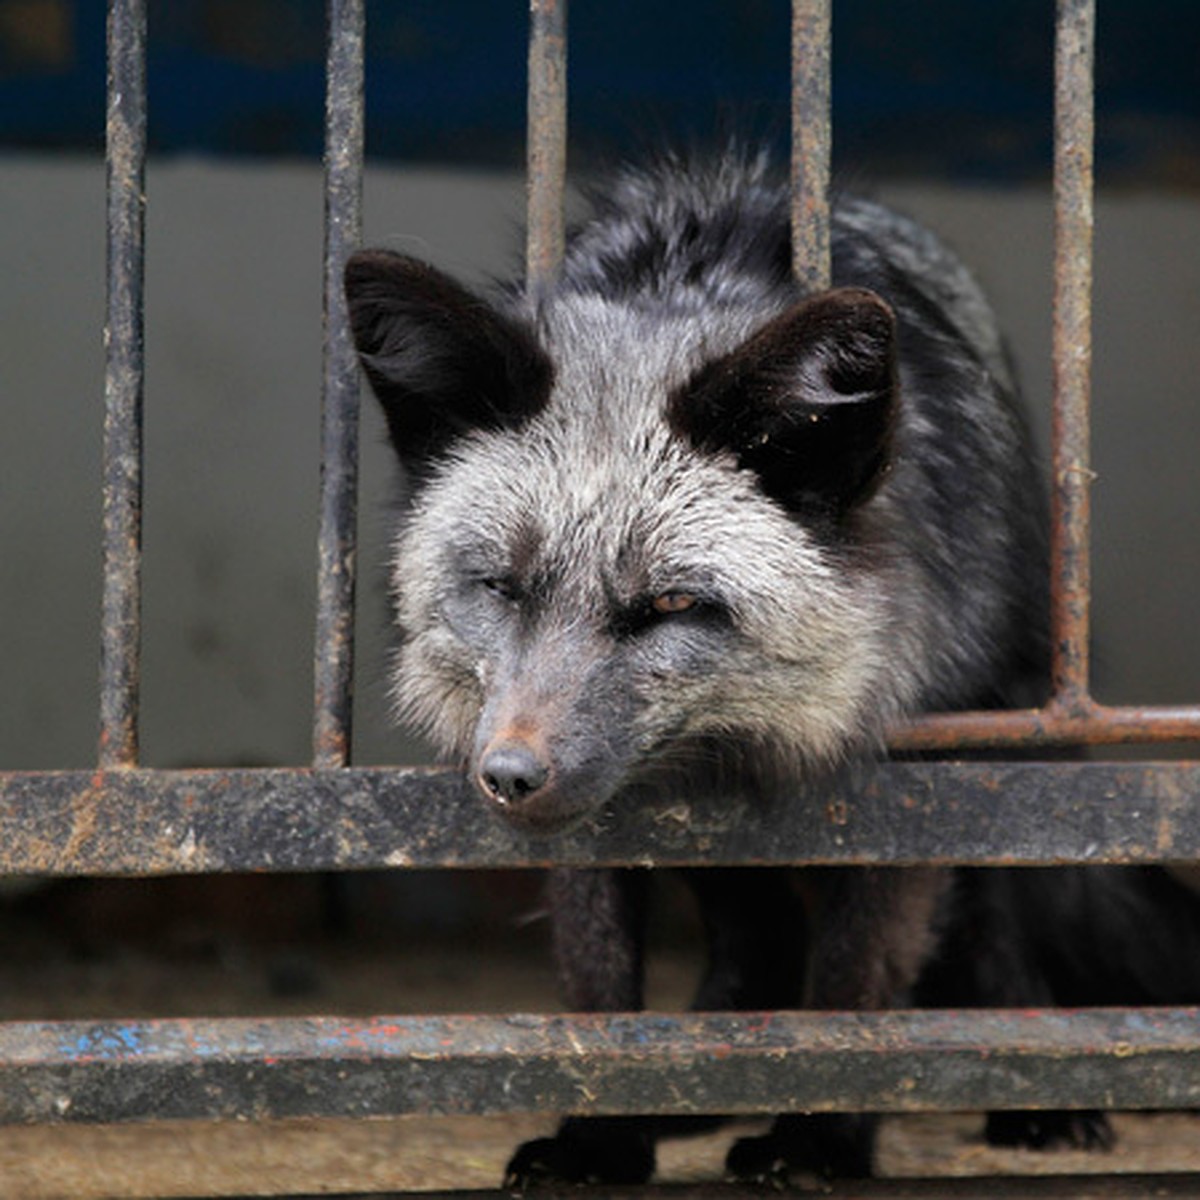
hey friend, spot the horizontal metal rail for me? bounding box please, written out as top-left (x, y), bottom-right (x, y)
top-left (891, 702), bottom-right (1200, 752)
top-left (2, 1008), bottom-right (1197, 1126)
top-left (0, 761), bottom-right (1197, 876)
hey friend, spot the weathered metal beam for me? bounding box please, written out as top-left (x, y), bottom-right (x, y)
top-left (2, 1008), bottom-right (1197, 1126)
top-left (0, 761), bottom-right (1197, 877)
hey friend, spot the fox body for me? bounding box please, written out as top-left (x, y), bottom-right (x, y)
top-left (345, 154), bottom-right (1197, 1181)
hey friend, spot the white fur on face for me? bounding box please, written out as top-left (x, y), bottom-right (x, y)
top-left (387, 296), bottom-right (929, 782)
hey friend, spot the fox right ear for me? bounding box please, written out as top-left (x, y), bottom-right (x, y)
top-left (668, 287), bottom-right (897, 518)
top-left (344, 250), bottom-right (553, 471)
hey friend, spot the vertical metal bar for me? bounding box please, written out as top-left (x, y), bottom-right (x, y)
top-left (791, 0), bottom-right (831, 292)
top-left (526, 0), bottom-right (567, 292)
top-left (313, 0), bottom-right (365, 768)
top-left (99, 0), bottom-right (147, 769)
top-left (1049, 0), bottom-right (1096, 709)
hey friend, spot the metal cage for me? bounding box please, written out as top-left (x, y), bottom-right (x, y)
top-left (2, 0), bottom-right (1199, 1195)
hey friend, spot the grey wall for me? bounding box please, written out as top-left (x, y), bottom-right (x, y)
top-left (1, 157), bottom-right (1196, 771)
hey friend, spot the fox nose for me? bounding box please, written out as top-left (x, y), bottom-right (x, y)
top-left (477, 741), bottom-right (550, 807)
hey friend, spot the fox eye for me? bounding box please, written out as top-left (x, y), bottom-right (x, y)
top-left (481, 575), bottom-right (520, 602)
top-left (612, 589), bottom-right (723, 639)
top-left (651, 591), bottom-right (695, 616)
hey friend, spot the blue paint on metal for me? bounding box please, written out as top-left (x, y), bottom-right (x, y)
top-left (61, 1023), bottom-right (145, 1060)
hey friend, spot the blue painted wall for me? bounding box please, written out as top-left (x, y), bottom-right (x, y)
top-left (1, 0), bottom-right (1196, 181)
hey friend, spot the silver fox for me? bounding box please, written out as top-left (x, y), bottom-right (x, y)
top-left (345, 152), bottom-right (1199, 1182)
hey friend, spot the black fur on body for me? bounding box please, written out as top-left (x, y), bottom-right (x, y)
top-left (345, 152), bottom-right (1200, 1183)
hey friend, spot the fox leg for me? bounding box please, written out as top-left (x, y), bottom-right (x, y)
top-left (727, 867), bottom-right (950, 1182)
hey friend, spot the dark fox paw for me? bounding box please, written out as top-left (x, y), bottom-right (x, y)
top-left (503, 1117), bottom-right (655, 1188)
top-left (985, 1109), bottom-right (1116, 1151)
top-left (726, 1113), bottom-right (876, 1183)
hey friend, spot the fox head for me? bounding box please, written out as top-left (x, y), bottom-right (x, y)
top-left (345, 250), bottom-right (913, 833)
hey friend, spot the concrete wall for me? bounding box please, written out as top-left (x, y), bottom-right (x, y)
top-left (1, 157), bottom-right (1196, 771)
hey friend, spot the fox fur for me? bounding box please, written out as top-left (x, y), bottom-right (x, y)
top-left (344, 150), bottom-right (1200, 1183)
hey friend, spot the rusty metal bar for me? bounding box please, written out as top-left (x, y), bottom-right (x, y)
top-left (312, 0), bottom-right (366, 769)
top-left (2, 1008), bottom-right (1197, 1125)
top-left (526, 0), bottom-right (567, 291)
top-left (891, 702), bottom-right (1200, 752)
top-left (99, 0), bottom-right (147, 769)
top-left (2, 760), bottom-right (1199, 877)
top-left (1049, 0), bottom-right (1096, 709)
top-left (790, 0), bottom-right (831, 291)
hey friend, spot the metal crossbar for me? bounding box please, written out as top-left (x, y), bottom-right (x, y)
top-left (1, 0), bottom-right (1197, 1194)
top-left (4, 1009), bottom-right (1198, 1124)
top-left (1, 761), bottom-right (1199, 876)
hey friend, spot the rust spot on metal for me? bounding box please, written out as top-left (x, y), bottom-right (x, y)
top-left (59, 791), bottom-right (101, 870)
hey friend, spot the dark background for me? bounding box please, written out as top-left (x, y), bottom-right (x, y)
top-left (2, 0), bottom-right (1199, 183)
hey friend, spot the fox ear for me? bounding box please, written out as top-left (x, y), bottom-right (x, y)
top-left (344, 250), bottom-right (553, 471)
top-left (669, 287), bottom-right (897, 517)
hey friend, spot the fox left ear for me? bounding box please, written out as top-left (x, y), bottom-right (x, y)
top-left (344, 250), bottom-right (553, 475)
top-left (668, 287), bottom-right (897, 517)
